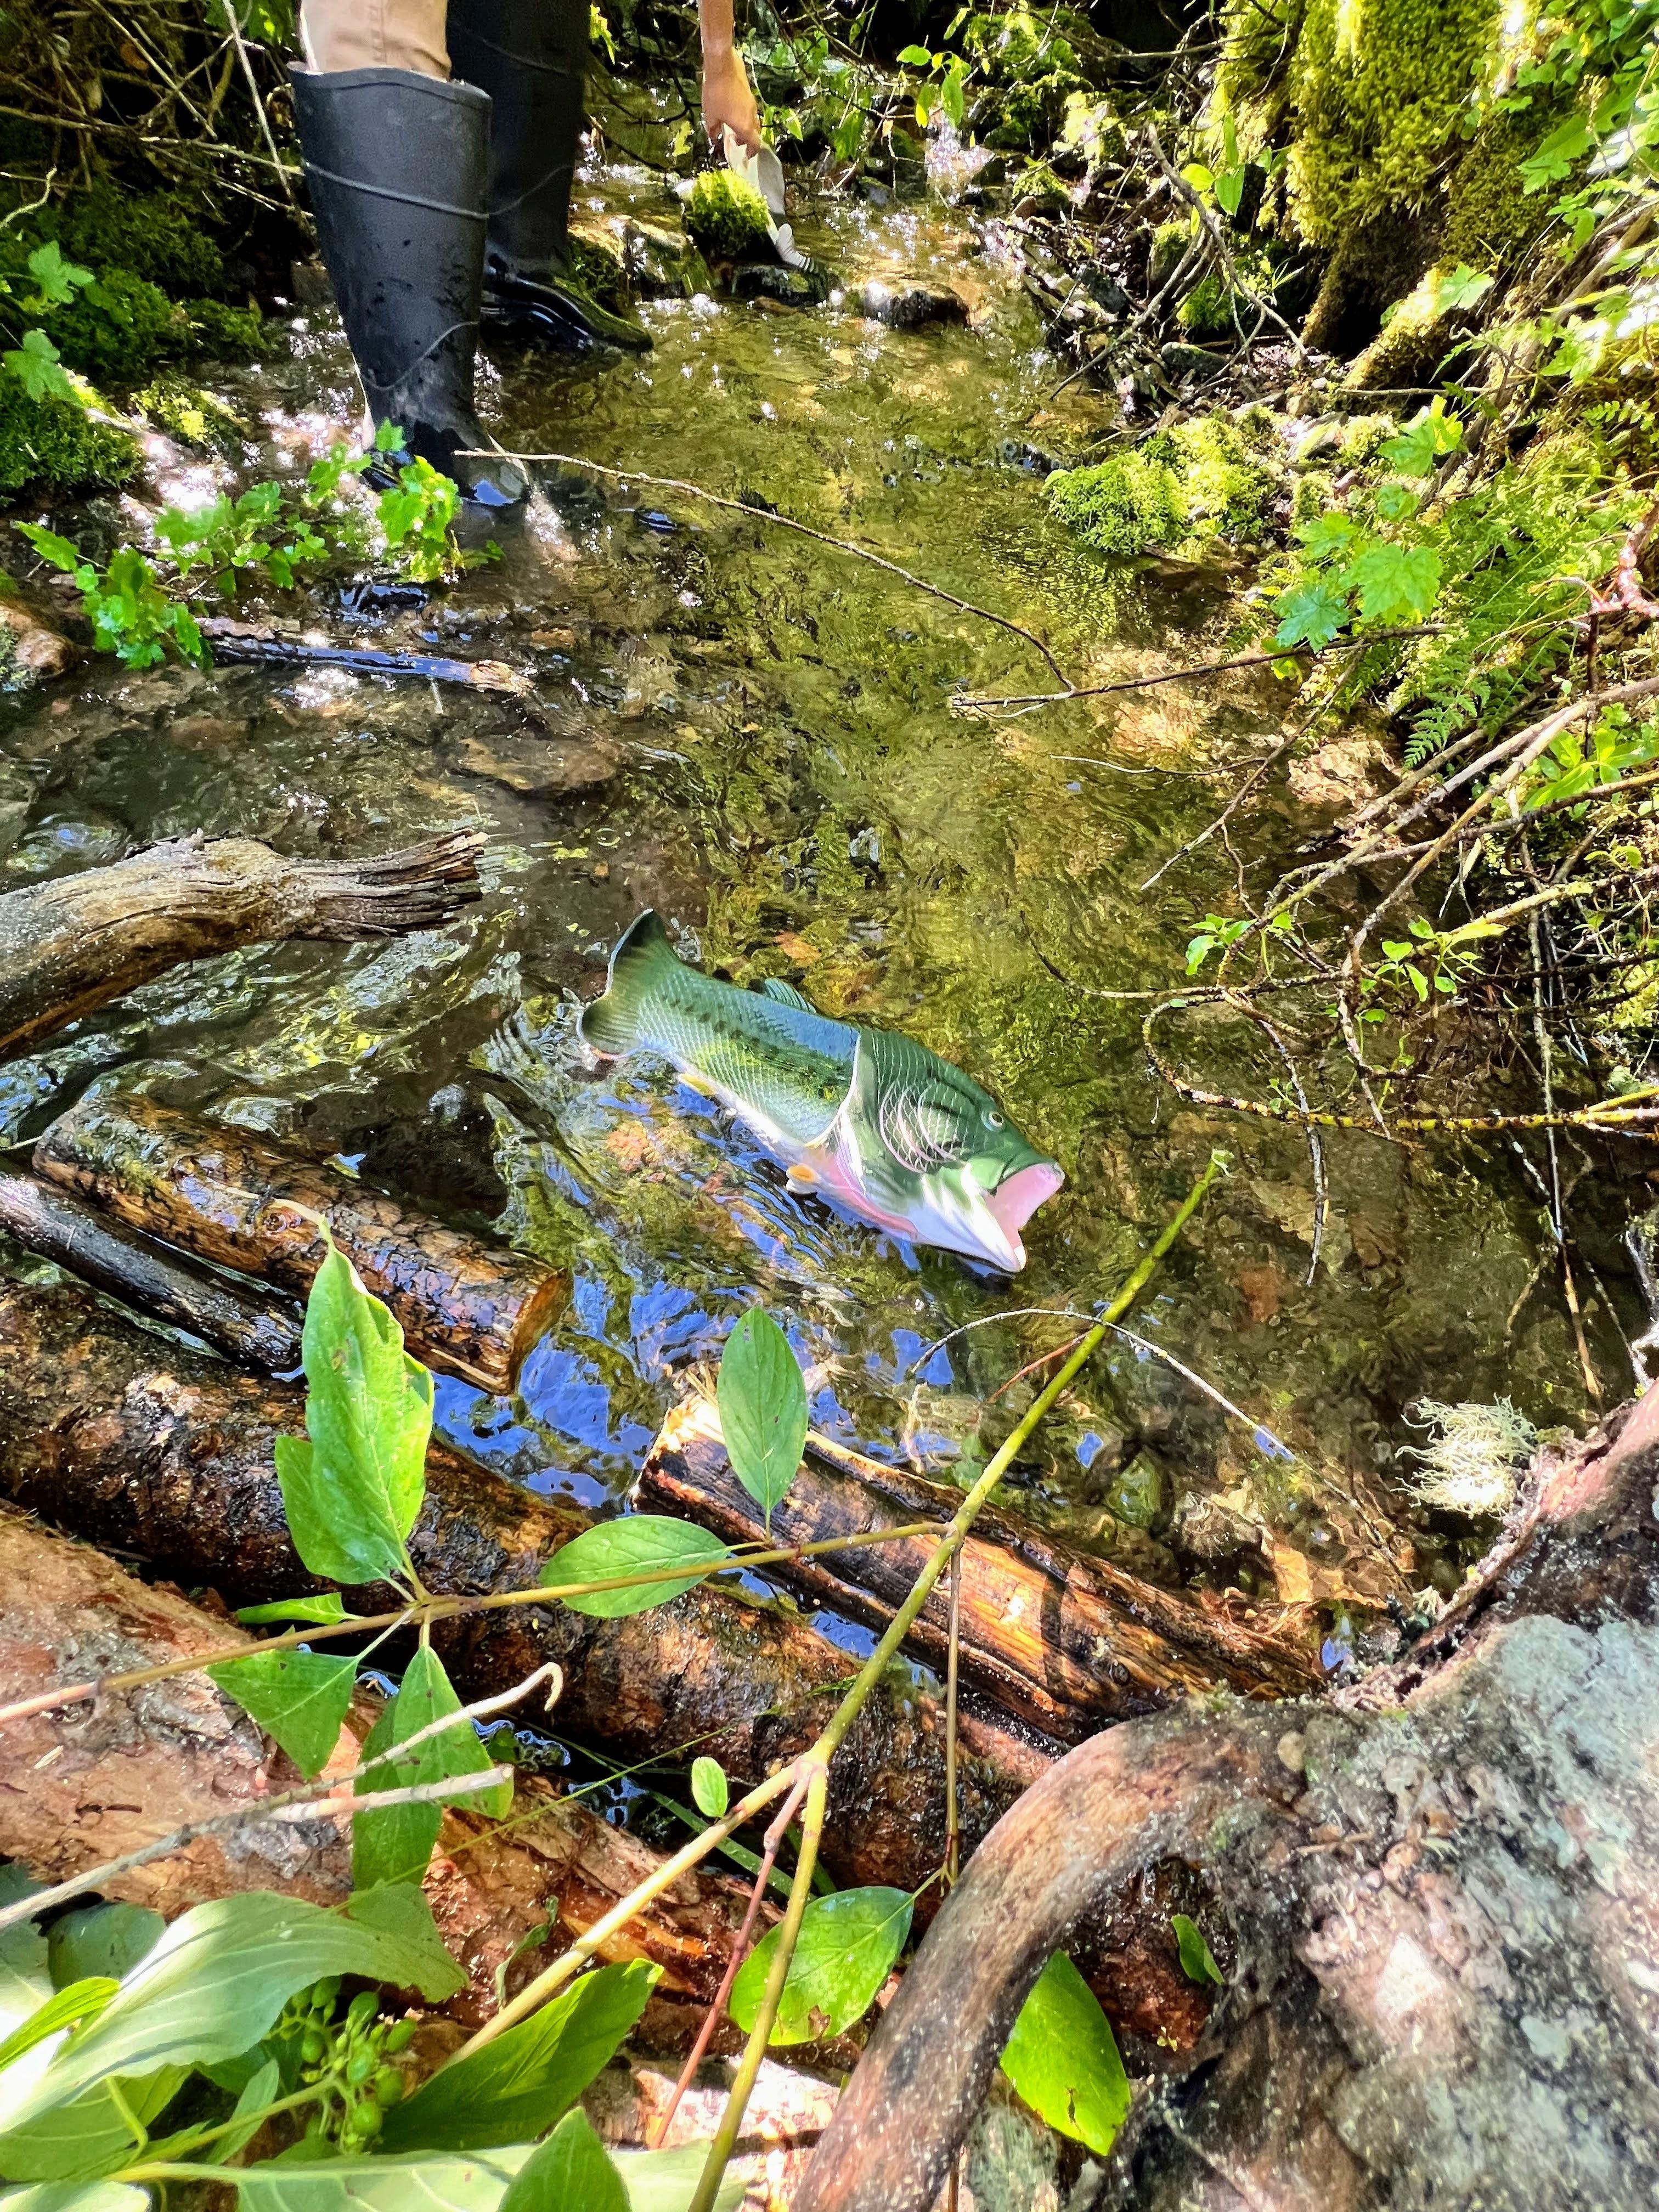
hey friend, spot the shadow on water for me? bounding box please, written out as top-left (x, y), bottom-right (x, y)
top-left (0, 161), bottom-right (1627, 1635)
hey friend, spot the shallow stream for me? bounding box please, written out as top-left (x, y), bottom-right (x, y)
top-left (0, 160), bottom-right (1628, 1656)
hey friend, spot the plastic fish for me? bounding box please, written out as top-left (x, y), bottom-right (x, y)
top-left (580, 912), bottom-right (1064, 1272)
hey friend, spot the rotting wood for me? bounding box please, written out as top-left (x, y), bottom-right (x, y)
top-left (641, 1397), bottom-right (1321, 1743)
top-left (0, 1509), bottom-right (774, 2042)
top-left (0, 828), bottom-right (486, 1059)
top-left (795, 1392), bottom-right (1659, 2212)
top-left (33, 1093), bottom-right (569, 1393)
top-left (0, 1170), bottom-right (302, 1370)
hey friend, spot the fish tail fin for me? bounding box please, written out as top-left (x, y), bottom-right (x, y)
top-left (580, 910), bottom-right (681, 1058)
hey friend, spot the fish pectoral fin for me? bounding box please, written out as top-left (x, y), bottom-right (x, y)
top-left (760, 977), bottom-right (816, 1012)
top-left (786, 1163), bottom-right (821, 1190)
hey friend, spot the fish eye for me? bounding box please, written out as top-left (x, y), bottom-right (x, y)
top-left (985, 1109), bottom-right (1004, 1128)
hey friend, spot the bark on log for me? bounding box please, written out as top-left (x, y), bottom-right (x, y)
top-left (641, 1398), bottom-right (1319, 1743)
top-left (798, 1391), bottom-right (1659, 2212)
top-left (0, 830), bottom-right (486, 1059)
top-left (33, 1094), bottom-right (569, 1393)
top-left (0, 1171), bottom-right (302, 1371)
top-left (0, 1509), bottom-right (775, 2043)
top-left (0, 1283), bottom-right (1045, 1909)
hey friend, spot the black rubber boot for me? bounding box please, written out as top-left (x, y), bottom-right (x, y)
top-left (288, 64), bottom-right (526, 507)
top-left (448, 0), bottom-right (651, 353)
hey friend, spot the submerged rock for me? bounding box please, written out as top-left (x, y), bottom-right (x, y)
top-left (454, 725), bottom-right (624, 797)
top-left (845, 278), bottom-right (969, 330)
top-left (0, 594), bottom-right (76, 691)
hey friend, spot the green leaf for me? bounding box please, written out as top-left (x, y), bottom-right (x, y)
top-left (1293, 512), bottom-right (1358, 564)
top-left (382, 1961), bottom-right (658, 2155)
top-left (896, 42), bottom-right (932, 63)
top-left (13, 524), bottom-right (83, 576)
top-left (0, 2185), bottom-right (149, 2209)
top-left (234, 1594), bottom-right (354, 1628)
top-left (0, 2068), bottom-right (189, 2183)
top-left (1520, 112), bottom-right (1592, 192)
top-left (542, 1517), bottom-right (730, 1618)
top-left (716, 1308), bottom-right (807, 1532)
top-left (1379, 399), bottom-right (1464, 477)
top-left (499, 2109), bottom-right (628, 2212)
top-left (730, 1887), bottom-right (911, 2046)
top-left (218, 2143), bottom-right (741, 2212)
top-left (3, 330), bottom-right (76, 407)
top-left (0, 1890), bottom-right (461, 2135)
top-left (0, 1984), bottom-right (117, 2078)
top-left (690, 1758), bottom-right (729, 1819)
top-left (277, 1242), bottom-right (433, 1590)
top-left (24, 241), bottom-right (94, 308)
top-left (208, 1649), bottom-right (358, 1780)
top-left (46, 1909), bottom-right (161, 1994)
top-left (1432, 263), bottom-right (1494, 313)
top-left (353, 1646), bottom-right (510, 1894)
top-left (217, 2053), bottom-right (282, 2160)
top-left (999, 1952), bottom-right (1130, 2157)
top-left (1272, 578), bottom-right (1350, 651)
top-left (1171, 1915), bottom-right (1223, 1985)
top-left (1341, 540), bottom-right (1442, 625)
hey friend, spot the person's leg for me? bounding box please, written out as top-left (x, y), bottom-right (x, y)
top-left (289, 1), bottom-right (525, 505)
top-left (299, 0), bottom-right (450, 77)
top-left (447, 0), bottom-right (650, 351)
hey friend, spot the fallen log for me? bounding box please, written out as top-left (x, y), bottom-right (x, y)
top-left (33, 1094), bottom-right (568, 1393)
top-left (0, 1509), bottom-right (775, 2042)
top-left (0, 1282), bottom-right (1044, 1909)
top-left (0, 829), bottom-right (486, 1059)
top-left (642, 1398), bottom-right (1319, 1743)
top-left (797, 1392), bottom-right (1659, 2212)
top-left (0, 1171), bottom-right (302, 1370)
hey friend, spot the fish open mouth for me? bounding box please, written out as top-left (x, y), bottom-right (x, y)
top-left (984, 1160), bottom-right (1065, 1267)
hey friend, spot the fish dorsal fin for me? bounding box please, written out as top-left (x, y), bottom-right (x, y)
top-left (759, 977), bottom-right (815, 1012)
top-left (580, 910), bottom-right (684, 1058)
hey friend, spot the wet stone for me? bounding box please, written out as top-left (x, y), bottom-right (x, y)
top-left (845, 279), bottom-right (969, 330)
top-left (454, 726), bottom-right (625, 798)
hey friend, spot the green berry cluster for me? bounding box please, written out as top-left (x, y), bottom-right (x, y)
top-left (285, 1979), bottom-right (416, 2149)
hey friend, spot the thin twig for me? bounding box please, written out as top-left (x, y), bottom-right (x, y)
top-left (953, 626), bottom-right (1440, 719)
top-left (462, 448), bottom-right (1068, 682)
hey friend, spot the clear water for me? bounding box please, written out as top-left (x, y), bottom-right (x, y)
top-left (0, 160), bottom-right (1624, 1641)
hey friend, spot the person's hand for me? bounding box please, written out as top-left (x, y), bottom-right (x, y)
top-left (702, 42), bottom-right (762, 151)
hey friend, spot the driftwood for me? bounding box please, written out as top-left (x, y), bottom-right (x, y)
top-left (797, 1389), bottom-right (1659, 2212)
top-left (33, 1094), bottom-right (569, 1393)
top-left (642, 1398), bottom-right (1319, 1743)
top-left (0, 1510), bottom-right (774, 2042)
top-left (0, 830), bottom-right (485, 1059)
top-left (0, 1170), bottom-right (302, 1370)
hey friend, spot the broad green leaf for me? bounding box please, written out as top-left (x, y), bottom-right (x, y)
top-left (542, 1517), bottom-right (730, 1618)
top-left (381, 1961), bottom-right (658, 2155)
top-left (1273, 578), bottom-right (1350, 651)
top-left (0, 2180), bottom-right (151, 2210)
top-left (1171, 1914), bottom-right (1224, 1985)
top-left (353, 1647), bottom-right (510, 1894)
top-left (1432, 263), bottom-right (1494, 314)
top-left (3, 330), bottom-right (75, 407)
top-left (690, 1758), bottom-right (728, 1819)
top-left (1520, 112), bottom-right (1593, 192)
top-left (223, 2143), bottom-right (741, 2211)
top-left (1293, 511), bottom-right (1357, 564)
top-left (0, 1985), bottom-right (117, 2077)
top-left (0, 2067), bottom-right (188, 2183)
top-left (999, 1952), bottom-right (1129, 2156)
top-left (716, 1309), bottom-right (808, 1531)
top-left (278, 1242), bottom-right (433, 1589)
top-left (1380, 400), bottom-right (1464, 477)
top-left (208, 1649), bottom-right (357, 1780)
top-left (1341, 540), bottom-right (1442, 625)
top-left (896, 42), bottom-right (933, 63)
top-left (24, 242), bottom-right (94, 307)
top-left (1, 1890), bottom-right (461, 2133)
top-left (499, 2109), bottom-right (627, 2212)
top-left (235, 1594), bottom-right (353, 1628)
top-left (46, 1909), bottom-right (161, 1994)
top-left (219, 2055), bottom-right (282, 2160)
top-left (13, 524), bottom-right (82, 576)
top-left (730, 1887), bottom-right (911, 2046)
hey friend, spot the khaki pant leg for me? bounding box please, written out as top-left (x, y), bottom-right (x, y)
top-left (299, 0), bottom-right (451, 76)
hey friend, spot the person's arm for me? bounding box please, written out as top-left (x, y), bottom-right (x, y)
top-left (699, 0), bottom-right (761, 149)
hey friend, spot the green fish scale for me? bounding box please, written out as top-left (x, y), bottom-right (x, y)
top-left (641, 966), bottom-right (856, 1148)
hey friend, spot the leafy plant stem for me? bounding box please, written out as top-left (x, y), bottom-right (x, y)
top-left (0, 1521), bottom-right (943, 1731)
top-left (685, 1149), bottom-right (1228, 2212)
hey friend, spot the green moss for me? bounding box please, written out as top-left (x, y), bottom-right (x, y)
top-left (1175, 249), bottom-right (1282, 338)
top-left (1048, 410), bottom-right (1280, 556)
top-left (1286, 0), bottom-right (1506, 245)
top-left (0, 377), bottom-right (140, 498)
top-left (47, 268), bottom-right (185, 379)
top-left (1150, 217), bottom-right (1198, 290)
top-left (684, 171), bottom-right (772, 263)
top-left (133, 373), bottom-right (247, 455)
top-left (1439, 103), bottom-right (1565, 269)
top-left (50, 183), bottom-right (227, 297)
top-left (1291, 467), bottom-right (1334, 528)
top-left (183, 297), bottom-right (269, 362)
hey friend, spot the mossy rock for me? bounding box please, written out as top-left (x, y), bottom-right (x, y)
top-left (1047, 409), bottom-right (1280, 557)
top-left (46, 267), bottom-right (185, 379)
top-left (567, 222), bottom-right (630, 313)
top-left (0, 377), bottom-right (140, 498)
top-left (684, 171), bottom-right (772, 263)
top-left (133, 373), bottom-right (248, 456)
top-left (1149, 216), bottom-right (1198, 290)
top-left (183, 298), bottom-right (270, 363)
top-left (50, 183), bottom-right (227, 297)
